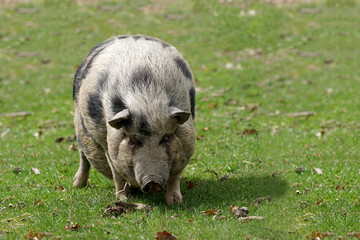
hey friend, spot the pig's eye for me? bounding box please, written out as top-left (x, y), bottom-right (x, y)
top-left (160, 134), bottom-right (172, 145)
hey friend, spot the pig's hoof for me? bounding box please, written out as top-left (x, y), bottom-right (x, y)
top-left (73, 173), bottom-right (89, 187)
top-left (115, 189), bottom-right (132, 201)
top-left (166, 191), bottom-right (183, 204)
top-left (116, 192), bottom-right (131, 202)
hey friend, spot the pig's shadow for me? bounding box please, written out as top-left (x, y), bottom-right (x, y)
top-left (131, 175), bottom-right (288, 208)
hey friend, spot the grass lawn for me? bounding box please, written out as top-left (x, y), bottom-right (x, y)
top-left (1, 0), bottom-right (359, 239)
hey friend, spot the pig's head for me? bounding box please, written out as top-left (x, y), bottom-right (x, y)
top-left (108, 104), bottom-right (190, 193)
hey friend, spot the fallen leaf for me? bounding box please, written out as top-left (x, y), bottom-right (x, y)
top-left (12, 167), bottom-right (22, 173)
top-left (346, 232), bottom-right (360, 238)
top-left (239, 216), bottom-right (265, 222)
top-left (241, 129), bottom-right (257, 136)
top-left (65, 222), bottom-right (81, 231)
top-left (23, 231), bottom-right (44, 239)
top-left (323, 59), bottom-right (333, 64)
top-left (200, 209), bottom-right (216, 216)
top-left (313, 167), bottom-right (323, 175)
top-left (104, 201), bottom-right (152, 218)
top-left (196, 135), bottom-right (205, 141)
top-left (54, 185), bottom-right (65, 191)
top-left (185, 180), bottom-right (195, 189)
top-left (207, 102), bottom-right (218, 109)
top-left (66, 135), bottom-right (77, 142)
top-left (31, 167), bottom-right (41, 175)
top-left (155, 230), bottom-right (178, 240)
top-left (225, 98), bottom-right (240, 106)
top-left (242, 161), bottom-right (255, 165)
top-left (282, 111), bottom-right (315, 117)
top-left (34, 199), bottom-right (41, 205)
top-left (254, 196), bottom-right (271, 205)
top-left (225, 62), bottom-right (243, 70)
top-left (231, 205), bottom-right (249, 218)
top-left (33, 131), bottom-right (42, 139)
top-left (68, 144), bottom-right (77, 151)
top-left (55, 137), bottom-right (64, 143)
top-left (41, 59), bottom-right (51, 64)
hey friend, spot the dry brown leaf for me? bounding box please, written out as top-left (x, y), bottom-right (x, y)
top-left (23, 231), bottom-right (44, 239)
top-left (282, 111), bottom-right (315, 117)
top-left (200, 209), bottom-right (217, 216)
top-left (155, 230), bottom-right (178, 240)
top-left (65, 222), bottom-right (81, 231)
top-left (231, 205), bottom-right (249, 218)
top-left (55, 137), bottom-right (64, 143)
top-left (207, 102), bottom-right (218, 109)
top-left (185, 180), bottom-right (195, 189)
top-left (104, 201), bottom-right (152, 218)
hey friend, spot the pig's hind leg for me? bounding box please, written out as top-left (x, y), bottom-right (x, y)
top-left (73, 151), bottom-right (91, 187)
top-left (73, 111), bottom-right (113, 187)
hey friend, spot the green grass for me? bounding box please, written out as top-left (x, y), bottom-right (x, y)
top-left (1, 0), bottom-right (360, 239)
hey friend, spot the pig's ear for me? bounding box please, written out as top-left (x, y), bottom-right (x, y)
top-left (170, 107), bottom-right (190, 125)
top-left (108, 109), bottom-right (130, 129)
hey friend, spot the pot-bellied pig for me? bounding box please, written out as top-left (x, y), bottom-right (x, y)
top-left (72, 35), bottom-right (196, 204)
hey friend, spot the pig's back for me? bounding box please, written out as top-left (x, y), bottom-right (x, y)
top-left (73, 35), bottom-right (195, 144)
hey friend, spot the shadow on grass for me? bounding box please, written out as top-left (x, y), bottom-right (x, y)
top-left (131, 175), bottom-right (288, 208)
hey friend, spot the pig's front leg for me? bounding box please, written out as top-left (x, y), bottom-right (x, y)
top-left (113, 171), bottom-right (131, 201)
top-left (105, 151), bottom-right (131, 201)
top-left (165, 174), bottom-right (182, 204)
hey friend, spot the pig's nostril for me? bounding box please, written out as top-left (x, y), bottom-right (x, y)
top-left (142, 182), bottom-right (163, 193)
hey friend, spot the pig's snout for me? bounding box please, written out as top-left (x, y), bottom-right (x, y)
top-left (142, 181), bottom-right (163, 193)
top-left (140, 175), bottom-right (165, 193)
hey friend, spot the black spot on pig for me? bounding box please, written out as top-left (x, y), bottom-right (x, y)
top-left (88, 38), bottom-right (114, 56)
top-left (132, 35), bottom-right (142, 40)
top-left (111, 95), bottom-right (126, 115)
top-left (131, 67), bottom-right (154, 89)
top-left (161, 42), bottom-right (170, 48)
top-left (98, 71), bottom-right (109, 91)
top-left (73, 62), bottom-right (85, 101)
top-left (144, 36), bottom-right (171, 48)
top-left (73, 40), bottom-right (113, 102)
top-left (117, 35), bottom-right (128, 40)
top-left (87, 93), bottom-right (103, 124)
top-left (174, 57), bottom-right (192, 80)
top-left (189, 87), bottom-right (195, 119)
